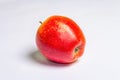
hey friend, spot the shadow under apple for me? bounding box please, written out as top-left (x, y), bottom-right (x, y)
top-left (29, 50), bottom-right (75, 67)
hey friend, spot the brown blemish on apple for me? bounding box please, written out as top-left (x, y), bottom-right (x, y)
top-left (75, 46), bottom-right (80, 53)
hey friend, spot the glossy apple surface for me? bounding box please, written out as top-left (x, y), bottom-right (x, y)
top-left (36, 15), bottom-right (86, 63)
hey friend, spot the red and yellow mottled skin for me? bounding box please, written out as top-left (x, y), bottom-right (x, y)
top-left (36, 15), bottom-right (85, 63)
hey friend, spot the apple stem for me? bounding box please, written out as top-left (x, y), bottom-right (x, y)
top-left (39, 21), bottom-right (42, 24)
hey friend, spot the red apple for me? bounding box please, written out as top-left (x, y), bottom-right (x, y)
top-left (36, 15), bottom-right (86, 63)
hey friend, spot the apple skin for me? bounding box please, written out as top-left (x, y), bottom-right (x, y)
top-left (36, 15), bottom-right (86, 63)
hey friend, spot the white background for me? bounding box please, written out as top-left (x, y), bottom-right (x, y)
top-left (0, 0), bottom-right (120, 80)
